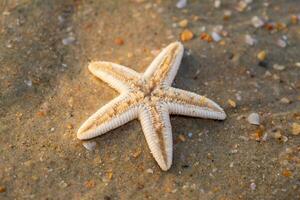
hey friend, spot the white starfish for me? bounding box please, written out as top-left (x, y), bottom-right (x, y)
top-left (77, 42), bottom-right (226, 171)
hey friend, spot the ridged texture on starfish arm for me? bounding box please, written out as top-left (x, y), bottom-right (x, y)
top-left (165, 88), bottom-right (226, 120)
top-left (77, 41), bottom-right (226, 171)
top-left (88, 61), bottom-right (141, 93)
top-left (139, 103), bottom-right (173, 171)
top-left (77, 94), bottom-right (140, 140)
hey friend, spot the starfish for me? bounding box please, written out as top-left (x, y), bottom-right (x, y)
top-left (77, 42), bottom-right (226, 171)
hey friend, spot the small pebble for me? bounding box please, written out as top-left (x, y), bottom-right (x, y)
top-left (247, 113), bottom-right (260, 125)
top-left (0, 186), bottom-right (6, 193)
top-left (250, 182), bottom-right (256, 190)
top-left (114, 37), bottom-right (124, 45)
top-left (277, 39), bottom-right (287, 48)
top-left (187, 132), bottom-right (193, 138)
top-left (227, 99), bottom-right (237, 108)
top-left (211, 32), bottom-right (222, 42)
top-left (62, 36), bottom-right (76, 45)
top-left (180, 29), bottom-right (194, 42)
top-left (24, 79), bottom-right (32, 87)
top-left (178, 19), bottom-right (188, 28)
top-left (296, 62), bottom-right (300, 68)
top-left (146, 168), bottom-right (154, 174)
top-left (252, 16), bottom-right (264, 28)
top-left (245, 34), bottom-right (257, 46)
top-left (273, 64), bottom-right (285, 71)
top-left (178, 134), bottom-right (186, 142)
top-left (223, 10), bottom-right (232, 20)
top-left (292, 123), bottom-right (300, 135)
top-left (176, 0), bottom-right (187, 9)
top-left (236, 1), bottom-right (248, 12)
top-left (257, 51), bottom-right (267, 61)
top-left (82, 141), bottom-right (97, 151)
top-left (214, 0), bottom-right (221, 8)
top-left (279, 97), bottom-right (291, 104)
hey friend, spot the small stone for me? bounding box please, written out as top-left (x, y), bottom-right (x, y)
top-left (180, 29), bottom-right (194, 42)
top-left (282, 169), bottom-right (292, 177)
top-left (0, 186), bottom-right (6, 193)
top-left (277, 39), bottom-right (287, 48)
top-left (227, 99), bottom-right (237, 108)
top-left (107, 171), bottom-right (113, 180)
top-left (250, 182), bottom-right (256, 190)
top-left (146, 168), bottom-right (154, 174)
top-left (211, 32), bottom-right (222, 42)
top-left (187, 132), bottom-right (193, 138)
top-left (295, 62), bottom-right (300, 68)
top-left (291, 15), bottom-right (298, 24)
top-left (178, 134), bottom-right (186, 142)
top-left (50, 127), bottom-right (55, 132)
top-left (214, 0), bottom-right (221, 8)
top-left (273, 64), bottom-right (285, 71)
top-left (84, 180), bottom-right (96, 189)
top-left (59, 180), bottom-right (68, 188)
top-left (62, 36), bottom-right (75, 45)
top-left (24, 79), bottom-right (32, 87)
top-left (245, 34), bottom-right (257, 46)
top-left (252, 16), bottom-right (264, 28)
top-left (200, 32), bottom-right (213, 42)
top-left (114, 37), bottom-right (124, 45)
top-left (176, 0), bottom-right (187, 9)
top-left (247, 113), bottom-right (260, 125)
top-left (279, 97), bottom-right (291, 104)
top-left (67, 124), bottom-right (73, 129)
top-left (292, 123), bottom-right (300, 135)
top-left (223, 10), bottom-right (232, 20)
top-left (178, 19), bottom-right (188, 28)
top-left (257, 51), bottom-right (267, 61)
top-left (236, 1), bottom-right (248, 12)
top-left (82, 141), bottom-right (97, 151)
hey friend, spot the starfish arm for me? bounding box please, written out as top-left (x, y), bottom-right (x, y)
top-left (139, 102), bottom-right (173, 171)
top-left (77, 94), bottom-right (139, 140)
top-left (88, 61), bottom-right (141, 93)
top-left (165, 87), bottom-right (226, 120)
top-left (143, 42), bottom-right (184, 87)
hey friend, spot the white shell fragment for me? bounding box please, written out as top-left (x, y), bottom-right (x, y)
top-left (176, 0), bottom-right (187, 9)
top-left (212, 32), bottom-right (222, 42)
top-left (82, 141), bottom-right (97, 151)
top-left (247, 113), bottom-right (260, 125)
top-left (251, 16), bottom-right (264, 28)
top-left (245, 34), bottom-right (257, 46)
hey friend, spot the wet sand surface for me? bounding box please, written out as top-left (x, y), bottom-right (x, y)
top-left (0, 0), bottom-right (300, 199)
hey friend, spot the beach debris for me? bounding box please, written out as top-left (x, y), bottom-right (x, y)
top-left (245, 34), bottom-right (257, 46)
top-left (178, 19), bottom-right (188, 28)
top-left (247, 113), bottom-right (260, 125)
top-left (146, 168), bottom-right (154, 174)
top-left (227, 99), bottom-right (237, 108)
top-left (214, 0), bottom-right (221, 8)
top-left (211, 32), bottom-right (222, 42)
top-left (279, 97), bottom-right (291, 104)
top-left (223, 10), bottom-right (232, 20)
top-left (250, 182), bottom-right (256, 190)
top-left (62, 36), bottom-right (75, 45)
top-left (276, 39), bottom-right (287, 48)
top-left (180, 29), bottom-right (194, 42)
top-left (82, 141), bottom-right (97, 151)
top-left (273, 64), bottom-right (286, 71)
top-left (187, 132), bottom-right (193, 138)
top-left (176, 0), bottom-right (187, 9)
top-left (200, 32), bottom-right (213, 42)
top-left (24, 79), bottom-right (32, 87)
top-left (292, 123), bottom-right (300, 135)
top-left (235, 1), bottom-right (248, 12)
top-left (257, 51), bottom-right (267, 61)
top-left (251, 16), bottom-right (264, 28)
top-left (114, 37), bottom-right (124, 45)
